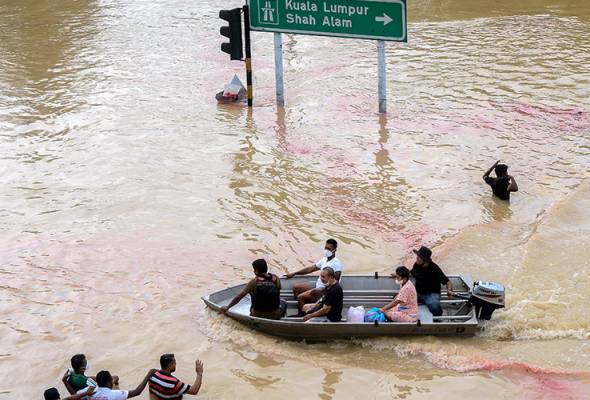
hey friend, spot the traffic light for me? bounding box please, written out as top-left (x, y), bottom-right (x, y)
top-left (219, 8), bottom-right (243, 60)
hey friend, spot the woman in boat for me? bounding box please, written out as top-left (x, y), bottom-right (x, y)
top-left (379, 266), bottom-right (418, 322)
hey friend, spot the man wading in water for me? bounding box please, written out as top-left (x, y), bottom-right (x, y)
top-left (149, 355), bottom-right (204, 399)
top-left (483, 160), bottom-right (518, 201)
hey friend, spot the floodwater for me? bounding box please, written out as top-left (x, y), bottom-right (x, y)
top-left (1, 0), bottom-right (589, 398)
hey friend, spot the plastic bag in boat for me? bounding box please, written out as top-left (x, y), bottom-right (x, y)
top-left (346, 306), bottom-right (365, 322)
top-left (364, 307), bottom-right (386, 322)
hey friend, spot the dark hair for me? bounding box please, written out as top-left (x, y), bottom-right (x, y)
top-left (96, 371), bottom-right (112, 387)
top-left (495, 164), bottom-right (508, 177)
top-left (160, 353), bottom-right (175, 369)
top-left (70, 354), bottom-right (86, 371)
top-left (44, 388), bottom-right (60, 400)
top-left (395, 266), bottom-right (410, 280)
top-left (252, 259), bottom-right (268, 274)
top-left (326, 239), bottom-right (338, 249)
top-left (322, 266), bottom-right (336, 278)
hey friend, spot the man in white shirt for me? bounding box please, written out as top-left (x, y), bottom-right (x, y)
top-left (285, 239), bottom-right (343, 315)
top-left (84, 369), bottom-right (156, 400)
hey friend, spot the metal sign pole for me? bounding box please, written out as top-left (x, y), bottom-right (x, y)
top-left (273, 32), bottom-right (285, 107)
top-left (377, 40), bottom-right (387, 114)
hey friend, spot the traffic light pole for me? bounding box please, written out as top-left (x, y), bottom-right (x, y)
top-left (243, 5), bottom-right (253, 107)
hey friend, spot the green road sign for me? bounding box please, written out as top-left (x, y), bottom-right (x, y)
top-left (248, 0), bottom-right (407, 42)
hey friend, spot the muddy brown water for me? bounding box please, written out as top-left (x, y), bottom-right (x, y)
top-left (1, 0), bottom-right (589, 398)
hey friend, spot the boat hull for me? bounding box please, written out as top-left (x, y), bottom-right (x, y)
top-left (202, 275), bottom-right (479, 340)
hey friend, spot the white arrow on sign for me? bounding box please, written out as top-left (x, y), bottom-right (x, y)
top-left (375, 13), bottom-right (393, 26)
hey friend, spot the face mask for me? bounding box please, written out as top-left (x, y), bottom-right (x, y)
top-left (396, 279), bottom-right (403, 286)
top-left (324, 250), bottom-right (333, 258)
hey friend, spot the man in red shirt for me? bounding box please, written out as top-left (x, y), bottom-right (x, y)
top-left (148, 354), bottom-right (204, 400)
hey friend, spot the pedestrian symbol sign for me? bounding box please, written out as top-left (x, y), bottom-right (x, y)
top-left (259, 0), bottom-right (279, 25)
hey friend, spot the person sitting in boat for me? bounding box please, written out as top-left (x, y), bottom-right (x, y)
top-left (302, 267), bottom-right (344, 322)
top-left (285, 239), bottom-right (343, 315)
top-left (379, 266), bottom-right (418, 322)
top-left (220, 259), bottom-right (287, 319)
top-left (410, 246), bottom-right (454, 317)
top-left (483, 160), bottom-right (518, 201)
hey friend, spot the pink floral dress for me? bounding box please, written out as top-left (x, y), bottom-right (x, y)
top-left (384, 280), bottom-right (418, 322)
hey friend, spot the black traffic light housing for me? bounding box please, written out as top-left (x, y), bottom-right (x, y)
top-left (219, 8), bottom-right (243, 60)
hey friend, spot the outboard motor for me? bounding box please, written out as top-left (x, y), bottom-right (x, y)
top-left (470, 281), bottom-right (505, 320)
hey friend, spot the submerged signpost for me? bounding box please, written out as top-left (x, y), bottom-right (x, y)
top-left (248, 0), bottom-right (407, 113)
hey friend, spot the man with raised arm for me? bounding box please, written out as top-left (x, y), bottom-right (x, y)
top-left (149, 354), bottom-right (204, 399)
top-left (483, 160), bottom-right (518, 201)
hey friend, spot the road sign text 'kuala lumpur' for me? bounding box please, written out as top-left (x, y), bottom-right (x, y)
top-left (248, 0), bottom-right (407, 41)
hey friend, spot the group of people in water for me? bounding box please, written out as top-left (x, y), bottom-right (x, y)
top-left (43, 353), bottom-right (203, 400)
top-left (42, 161), bottom-right (516, 398)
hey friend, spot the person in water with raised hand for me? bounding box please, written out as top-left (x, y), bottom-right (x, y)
top-left (379, 266), bottom-right (418, 322)
top-left (220, 259), bottom-right (286, 319)
top-left (149, 354), bottom-right (204, 399)
top-left (285, 239), bottom-right (343, 315)
top-left (483, 160), bottom-right (518, 201)
top-left (410, 246), bottom-right (453, 317)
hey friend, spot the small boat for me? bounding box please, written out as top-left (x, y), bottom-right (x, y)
top-left (202, 275), bottom-right (505, 340)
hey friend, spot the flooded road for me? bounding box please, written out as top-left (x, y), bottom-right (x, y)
top-left (1, 0), bottom-right (589, 398)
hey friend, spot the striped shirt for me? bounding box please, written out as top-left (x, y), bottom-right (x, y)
top-left (149, 371), bottom-right (190, 399)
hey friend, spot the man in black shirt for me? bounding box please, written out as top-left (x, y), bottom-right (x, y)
top-left (410, 246), bottom-right (453, 316)
top-left (483, 160), bottom-right (518, 201)
top-left (302, 267), bottom-right (343, 322)
top-left (220, 259), bottom-right (286, 319)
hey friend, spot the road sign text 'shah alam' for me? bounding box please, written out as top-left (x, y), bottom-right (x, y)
top-left (249, 0), bottom-right (407, 41)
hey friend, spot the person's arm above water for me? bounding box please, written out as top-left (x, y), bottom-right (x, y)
top-left (285, 264), bottom-right (319, 278)
top-left (507, 175), bottom-right (518, 192)
top-left (127, 369), bottom-right (157, 398)
top-left (483, 160), bottom-right (500, 180)
top-left (62, 370), bottom-right (76, 395)
top-left (186, 360), bottom-right (204, 395)
top-left (63, 386), bottom-right (95, 400)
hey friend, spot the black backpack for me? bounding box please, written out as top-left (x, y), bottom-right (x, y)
top-left (252, 274), bottom-right (280, 312)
